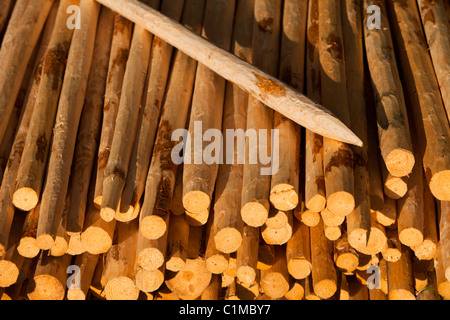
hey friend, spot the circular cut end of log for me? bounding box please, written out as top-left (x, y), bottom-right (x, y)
top-left (105, 276), bottom-right (140, 300)
top-left (67, 288), bottom-right (86, 300)
top-left (324, 226), bottom-right (341, 241)
top-left (0, 260), bottom-right (19, 287)
top-left (116, 203), bottom-right (140, 222)
top-left (388, 289), bottom-right (415, 300)
top-left (335, 253), bottom-right (359, 273)
top-left (236, 266), bottom-right (256, 284)
top-left (206, 254), bottom-right (229, 274)
top-left (384, 176), bottom-right (407, 200)
top-left (260, 272), bottom-right (290, 299)
top-left (385, 149), bottom-right (415, 178)
top-left (306, 293), bottom-right (321, 300)
top-left (100, 207), bottom-right (116, 223)
top-left (81, 227), bottom-right (113, 254)
top-left (399, 228), bottom-right (424, 248)
top-left (299, 210), bottom-right (321, 227)
top-left (261, 225), bottom-right (292, 245)
top-left (166, 257), bottom-right (185, 272)
top-left (375, 208), bottom-right (396, 227)
top-left (266, 210), bottom-right (290, 229)
top-left (321, 208), bottom-right (345, 227)
top-left (284, 281), bottom-right (305, 300)
top-left (287, 258), bottom-right (312, 279)
top-left (438, 281), bottom-right (450, 299)
top-left (429, 170), bottom-right (450, 201)
top-left (137, 248), bottom-right (164, 270)
top-left (165, 258), bottom-right (212, 298)
top-left (66, 234), bottom-right (85, 256)
top-left (135, 268), bottom-right (164, 293)
top-left (348, 227), bottom-right (387, 255)
top-left (50, 236), bottom-right (68, 257)
top-left (340, 288), bottom-right (349, 300)
top-left (412, 240), bottom-right (437, 261)
top-left (214, 228), bottom-right (242, 254)
top-left (382, 248), bottom-right (401, 262)
top-left (185, 209), bottom-right (209, 226)
top-left (36, 234), bottom-right (55, 250)
top-left (306, 194), bottom-right (327, 214)
top-left (314, 279), bottom-right (337, 299)
top-left (241, 202), bottom-right (269, 227)
top-left (140, 215), bottom-right (167, 240)
top-left (17, 237), bottom-right (40, 258)
top-left (27, 275), bottom-right (65, 300)
top-left (93, 196), bottom-right (102, 210)
top-left (183, 191), bottom-right (210, 215)
top-left (269, 184), bottom-right (298, 211)
top-left (326, 192), bottom-right (355, 217)
top-left (12, 188), bottom-right (39, 212)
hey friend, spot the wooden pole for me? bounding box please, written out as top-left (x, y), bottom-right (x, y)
top-left (381, 228), bottom-right (402, 263)
top-left (363, 0), bottom-right (415, 178)
top-left (66, 6), bottom-right (115, 234)
top-left (319, 0), bottom-right (355, 217)
top-left (382, 163), bottom-right (408, 200)
top-left (295, 202), bottom-right (320, 227)
top-left (387, 244), bottom-right (415, 300)
top-left (36, 0), bottom-right (100, 249)
top-left (260, 245), bottom-right (290, 299)
top-left (417, 0), bottom-right (450, 122)
top-left (182, 0), bottom-right (236, 216)
top-left (435, 245), bottom-right (450, 299)
top-left (13, 0), bottom-right (78, 212)
top-left (236, 225), bottom-right (259, 284)
top-left (118, 0), bottom-right (185, 220)
top-left (136, 216), bottom-right (169, 271)
top-left (0, 0), bottom-right (55, 143)
top-left (93, 14), bottom-right (132, 209)
top-left (261, 209), bottom-right (293, 245)
top-left (375, 197), bottom-right (397, 227)
top-left (138, 0), bottom-right (205, 240)
top-left (100, 23), bottom-right (153, 221)
top-left (334, 233), bottom-right (359, 273)
top-left (388, 0), bottom-right (450, 201)
top-left (17, 204), bottom-right (41, 258)
top-left (286, 219), bottom-right (312, 279)
top-left (205, 217), bottom-right (229, 274)
top-left (67, 252), bottom-right (99, 300)
top-left (241, 0), bottom-right (282, 227)
top-left (166, 214), bottom-right (189, 272)
top-left (94, 0), bottom-right (362, 146)
top-left (439, 201), bottom-right (450, 282)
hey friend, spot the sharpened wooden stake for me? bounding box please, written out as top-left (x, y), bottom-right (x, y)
top-left (94, 0), bottom-right (363, 146)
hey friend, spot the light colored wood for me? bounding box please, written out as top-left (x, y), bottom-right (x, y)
top-left (94, 0), bottom-right (362, 146)
top-left (205, 216), bottom-right (229, 274)
top-left (305, 0), bottom-right (326, 214)
top-left (321, 208), bottom-right (345, 227)
top-left (67, 252), bottom-right (99, 300)
top-left (182, 0), bottom-right (236, 216)
top-left (260, 245), bottom-right (290, 299)
top-left (295, 202), bottom-right (320, 227)
top-left (416, 271), bottom-right (440, 300)
top-left (286, 219), bottom-right (312, 280)
top-left (387, 244), bottom-right (415, 300)
top-left (66, 6), bottom-right (115, 234)
top-left (319, 0), bottom-right (355, 217)
top-left (310, 218), bottom-right (337, 299)
top-left (382, 162), bottom-right (408, 200)
top-left (284, 279), bottom-right (305, 300)
top-left (66, 233), bottom-right (85, 256)
top-left (166, 213), bottom-right (189, 272)
top-left (364, 0), bottom-right (414, 178)
top-left (382, 228), bottom-right (402, 263)
top-left (236, 225), bottom-right (259, 284)
top-left (212, 0), bottom-right (253, 255)
top-left (389, 0), bottom-right (450, 201)
top-left (375, 197), bottom-right (397, 227)
top-left (0, 1), bottom-right (56, 258)
top-left (261, 209), bottom-right (293, 245)
top-left (417, 0), bottom-right (450, 122)
top-left (241, 0), bottom-right (282, 228)
top-left (435, 245), bottom-right (450, 299)
top-left (94, 14), bottom-right (132, 209)
top-left (17, 204), bottom-right (40, 258)
top-left (201, 274), bottom-right (220, 300)
top-left (37, 0), bottom-right (100, 249)
top-left (118, 0), bottom-right (184, 221)
top-left (334, 233), bottom-right (359, 273)
top-left (103, 220), bottom-right (140, 300)
top-left (439, 201), bottom-right (450, 281)
top-left (100, 24), bottom-right (153, 222)
top-left (27, 253), bottom-right (71, 300)
top-left (138, 0), bottom-right (204, 240)
top-left (136, 215), bottom-right (169, 271)
top-left (324, 225), bottom-right (341, 241)
top-left (269, 0), bottom-right (307, 212)
top-left (13, 0), bottom-right (78, 212)
top-left (0, 0), bottom-right (54, 143)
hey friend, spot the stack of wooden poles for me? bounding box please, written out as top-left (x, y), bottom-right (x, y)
top-left (0, 0), bottom-right (449, 300)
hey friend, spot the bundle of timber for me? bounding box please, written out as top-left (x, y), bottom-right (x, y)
top-left (0, 0), bottom-right (449, 300)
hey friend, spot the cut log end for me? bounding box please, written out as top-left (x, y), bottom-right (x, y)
top-left (140, 215), bottom-right (167, 240)
top-left (262, 225), bottom-right (292, 245)
top-left (27, 275), bottom-right (65, 300)
top-left (66, 234), bottom-right (85, 256)
top-left (438, 281), bottom-right (450, 300)
top-left (382, 248), bottom-right (402, 263)
top-left (326, 192), bottom-right (355, 217)
top-left (305, 195), bottom-right (327, 214)
top-left (269, 184), bottom-right (299, 211)
top-left (241, 202), bottom-right (269, 227)
top-left (385, 149), bottom-right (415, 178)
top-left (100, 207), bottom-right (116, 222)
top-left (12, 187), bottom-right (39, 211)
top-left (93, 196), bottom-right (102, 210)
top-left (206, 255), bottom-right (229, 274)
top-left (166, 257), bottom-right (186, 272)
top-left (36, 234), bottom-right (55, 251)
top-left (412, 239), bottom-right (437, 261)
top-left (137, 248), bottom-right (165, 270)
top-left (429, 170), bottom-right (450, 201)
top-left (384, 176), bottom-right (408, 200)
top-left (260, 272), bottom-right (290, 299)
top-left (17, 237), bottom-right (40, 258)
top-left (81, 227), bottom-right (113, 254)
top-left (67, 288), bottom-right (86, 300)
top-left (214, 228), bottom-right (242, 254)
top-left (335, 253), bottom-right (359, 273)
top-left (0, 260), bottom-right (19, 287)
top-left (185, 209), bottom-right (209, 226)
top-left (287, 258), bottom-right (312, 280)
top-left (116, 203), bottom-right (139, 222)
top-left (348, 227), bottom-right (387, 255)
top-left (298, 210), bottom-right (321, 227)
top-left (324, 226), bottom-right (342, 241)
top-left (388, 289), bottom-right (415, 300)
top-left (236, 266), bottom-right (256, 284)
top-left (50, 236), bottom-right (68, 257)
top-left (105, 276), bottom-right (140, 300)
top-left (183, 191), bottom-right (210, 214)
top-left (165, 258), bottom-right (212, 297)
top-left (314, 279), bottom-right (337, 300)
top-left (135, 268), bottom-right (164, 293)
top-left (398, 228), bottom-right (424, 248)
